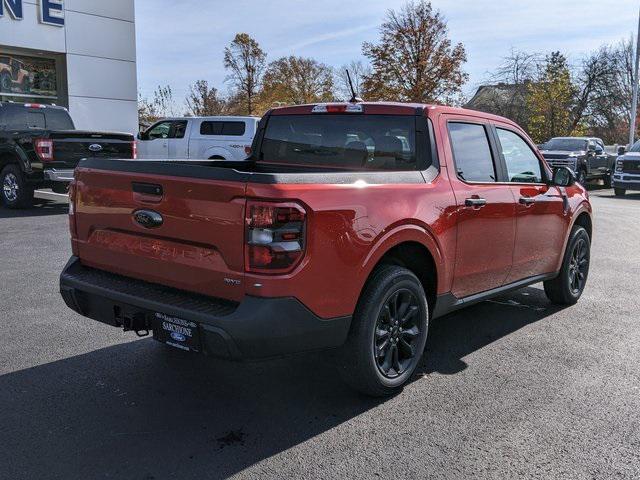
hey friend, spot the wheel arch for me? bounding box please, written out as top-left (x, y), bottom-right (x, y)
top-left (0, 149), bottom-right (25, 172)
top-left (359, 225), bottom-right (445, 314)
top-left (573, 210), bottom-right (593, 240)
top-left (203, 146), bottom-right (232, 160)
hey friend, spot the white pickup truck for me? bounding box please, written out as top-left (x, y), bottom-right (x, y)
top-left (136, 116), bottom-right (259, 160)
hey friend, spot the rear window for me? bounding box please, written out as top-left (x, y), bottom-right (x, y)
top-left (0, 106), bottom-right (74, 130)
top-left (259, 115), bottom-right (418, 170)
top-left (44, 109), bottom-right (75, 130)
top-left (200, 121), bottom-right (246, 136)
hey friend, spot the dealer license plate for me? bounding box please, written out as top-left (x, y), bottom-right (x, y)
top-left (153, 312), bottom-right (201, 352)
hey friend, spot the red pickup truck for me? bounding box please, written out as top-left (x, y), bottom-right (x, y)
top-left (60, 102), bottom-right (592, 396)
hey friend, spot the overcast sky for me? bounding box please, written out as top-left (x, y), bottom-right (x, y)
top-left (135, 0), bottom-right (639, 107)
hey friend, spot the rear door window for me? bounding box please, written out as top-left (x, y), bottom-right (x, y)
top-left (448, 122), bottom-right (496, 182)
top-left (260, 114), bottom-right (418, 171)
top-left (169, 120), bottom-right (188, 139)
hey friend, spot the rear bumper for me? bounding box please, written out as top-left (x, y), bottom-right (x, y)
top-left (59, 257), bottom-right (351, 359)
top-left (44, 169), bottom-right (75, 182)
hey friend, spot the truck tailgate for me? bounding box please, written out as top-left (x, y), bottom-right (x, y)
top-left (73, 160), bottom-right (248, 302)
top-left (50, 131), bottom-right (134, 168)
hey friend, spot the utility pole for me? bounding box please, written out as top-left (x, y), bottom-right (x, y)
top-left (630, 6), bottom-right (640, 147)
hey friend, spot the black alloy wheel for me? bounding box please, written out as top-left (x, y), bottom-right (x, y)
top-left (374, 289), bottom-right (422, 379)
top-left (338, 265), bottom-right (429, 397)
top-left (567, 237), bottom-right (589, 296)
top-left (544, 225), bottom-right (590, 305)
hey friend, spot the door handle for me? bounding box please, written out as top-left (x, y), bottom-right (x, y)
top-left (519, 196), bottom-right (536, 206)
top-left (465, 197), bottom-right (487, 207)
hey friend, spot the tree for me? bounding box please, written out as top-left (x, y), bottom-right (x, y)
top-left (185, 80), bottom-right (227, 116)
top-left (138, 85), bottom-right (176, 126)
top-left (223, 33), bottom-right (266, 115)
top-left (580, 39), bottom-right (634, 143)
top-left (527, 52), bottom-right (579, 143)
top-left (335, 60), bottom-right (371, 101)
top-left (260, 56), bottom-right (334, 107)
top-left (362, 1), bottom-right (468, 103)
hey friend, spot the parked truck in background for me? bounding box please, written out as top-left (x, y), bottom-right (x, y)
top-left (136, 116), bottom-right (259, 160)
top-left (539, 136), bottom-right (615, 186)
top-left (612, 140), bottom-right (640, 196)
top-left (60, 102), bottom-right (593, 396)
top-left (0, 102), bottom-right (135, 208)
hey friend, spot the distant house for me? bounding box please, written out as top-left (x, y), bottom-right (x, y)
top-left (465, 83), bottom-right (531, 128)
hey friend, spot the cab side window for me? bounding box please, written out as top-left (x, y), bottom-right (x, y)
top-left (147, 121), bottom-right (172, 140)
top-left (496, 128), bottom-right (543, 183)
top-left (448, 122), bottom-right (496, 182)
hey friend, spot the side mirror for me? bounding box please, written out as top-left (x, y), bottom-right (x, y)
top-left (552, 166), bottom-right (576, 187)
top-left (618, 146), bottom-right (626, 156)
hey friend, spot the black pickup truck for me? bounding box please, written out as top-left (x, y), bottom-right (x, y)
top-left (539, 136), bottom-right (615, 186)
top-left (0, 102), bottom-right (135, 208)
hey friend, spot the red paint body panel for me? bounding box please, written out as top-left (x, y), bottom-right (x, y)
top-left (70, 103), bottom-right (592, 320)
top-left (74, 169), bottom-right (247, 302)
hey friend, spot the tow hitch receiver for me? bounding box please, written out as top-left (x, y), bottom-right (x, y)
top-left (115, 307), bottom-right (150, 337)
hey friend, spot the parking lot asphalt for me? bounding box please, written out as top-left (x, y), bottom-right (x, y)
top-left (1, 189), bottom-right (639, 480)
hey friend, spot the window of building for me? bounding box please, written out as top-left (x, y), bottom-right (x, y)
top-left (0, 53), bottom-right (58, 104)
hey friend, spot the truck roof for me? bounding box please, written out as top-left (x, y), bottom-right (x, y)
top-left (270, 102), bottom-right (523, 129)
top-left (550, 136), bottom-right (602, 141)
top-left (160, 115), bottom-right (260, 121)
top-left (0, 101), bottom-right (68, 111)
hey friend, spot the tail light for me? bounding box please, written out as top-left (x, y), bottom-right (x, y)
top-left (35, 139), bottom-right (54, 162)
top-left (244, 145), bottom-right (252, 156)
top-left (245, 200), bottom-right (306, 274)
top-left (68, 179), bottom-right (78, 254)
top-left (132, 140), bottom-right (138, 159)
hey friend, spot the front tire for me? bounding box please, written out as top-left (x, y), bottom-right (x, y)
top-left (1, 164), bottom-right (34, 209)
top-left (544, 226), bottom-right (590, 305)
top-left (0, 72), bottom-right (11, 93)
top-left (338, 265), bottom-right (429, 397)
top-left (614, 188), bottom-right (626, 197)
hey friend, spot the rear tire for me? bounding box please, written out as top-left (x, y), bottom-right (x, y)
top-left (544, 226), bottom-right (590, 305)
top-left (576, 168), bottom-right (587, 186)
top-left (1, 164), bottom-right (34, 209)
top-left (614, 188), bottom-right (626, 197)
top-left (338, 265), bottom-right (429, 397)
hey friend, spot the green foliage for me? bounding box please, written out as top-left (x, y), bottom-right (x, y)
top-left (526, 52), bottom-right (579, 143)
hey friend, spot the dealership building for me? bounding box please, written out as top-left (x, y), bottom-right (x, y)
top-left (0, 0), bottom-right (138, 133)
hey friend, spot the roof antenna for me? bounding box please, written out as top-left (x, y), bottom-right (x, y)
top-left (346, 69), bottom-right (363, 103)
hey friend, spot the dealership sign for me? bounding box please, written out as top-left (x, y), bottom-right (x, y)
top-left (0, 0), bottom-right (64, 27)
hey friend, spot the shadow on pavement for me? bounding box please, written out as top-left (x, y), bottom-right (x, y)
top-left (0, 286), bottom-right (564, 479)
top-left (420, 286), bottom-right (565, 375)
top-left (0, 199), bottom-right (68, 218)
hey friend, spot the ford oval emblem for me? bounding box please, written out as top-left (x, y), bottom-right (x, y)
top-left (133, 209), bottom-right (163, 229)
top-left (88, 143), bottom-right (103, 152)
top-left (170, 332), bottom-right (187, 342)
